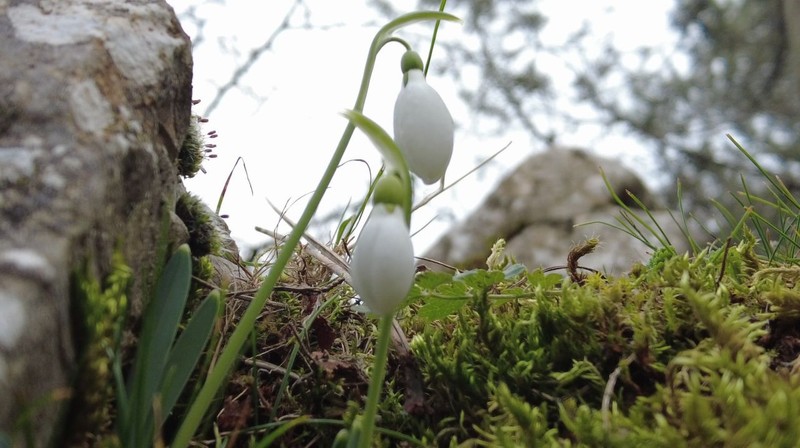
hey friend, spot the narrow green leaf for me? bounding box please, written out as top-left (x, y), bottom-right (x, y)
top-left (728, 134), bottom-right (800, 210)
top-left (625, 189), bottom-right (672, 248)
top-left (336, 215), bottom-right (355, 246)
top-left (423, 0), bottom-right (450, 77)
top-left (128, 244), bottom-right (192, 445)
top-left (253, 415), bottom-right (311, 448)
top-left (375, 11), bottom-right (461, 48)
top-left (159, 290), bottom-right (221, 429)
top-left (344, 110), bottom-right (406, 172)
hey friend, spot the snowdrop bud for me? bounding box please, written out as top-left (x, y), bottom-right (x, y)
top-left (350, 204), bottom-right (415, 316)
top-left (393, 54), bottom-right (454, 185)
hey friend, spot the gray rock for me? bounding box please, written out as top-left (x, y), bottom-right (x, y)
top-left (0, 0), bottom-right (191, 443)
top-left (425, 148), bottom-right (695, 274)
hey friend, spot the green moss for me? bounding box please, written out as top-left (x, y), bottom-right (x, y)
top-left (68, 250), bottom-right (131, 445)
top-left (177, 115), bottom-right (206, 178)
top-left (161, 147), bottom-right (800, 447)
top-left (392, 240), bottom-right (800, 446)
top-left (175, 192), bottom-right (221, 258)
top-left (168, 222), bottom-right (800, 447)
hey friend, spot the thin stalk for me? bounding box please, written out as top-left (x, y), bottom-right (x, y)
top-left (172, 12), bottom-right (460, 447)
top-left (424, 0), bottom-right (448, 76)
top-left (172, 108), bottom-right (356, 448)
top-left (358, 314), bottom-right (395, 448)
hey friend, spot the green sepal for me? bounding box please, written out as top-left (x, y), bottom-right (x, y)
top-left (372, 173), bottom-right (405, 207)
top-left (401, 50), bottom-right (424, 74)
top-left (401, 50), bottom-right (425, 85)
top-left (341, 109), bottom-right (412, 225)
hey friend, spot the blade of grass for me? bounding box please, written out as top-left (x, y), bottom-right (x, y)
top-left (736, 175), bottom-right (774, 259)
top-left (595, 168), bottom-right (666, 250)
top-left (253, 416), bottom-right (310, 448)
top-left (728, 134), bottom-right (800, 210)
top-left (215, 157), bottom-right (254, 215)
top-left (673, 180), bottom-right (701, 254)
top-left (423, 0), bottom-right (448, 77)
top-left (622, 189), bottom-right (672, 248)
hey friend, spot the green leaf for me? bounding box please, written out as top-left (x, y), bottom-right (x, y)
top-left (503, 263), bottom-right (527, 280)
top-left (454, 269), bottom-right (505, 290)
top-left (374, 11), bottom-right (461, 47)
top-left (416, 271), bottom-right (456, 290)
top-left (158, 290), bottom-right (221, 429)
top-left (527, 270), bottom-right (562, 290)
top-left (419, 297), bottom-right (470, 321)
top-left (414, 272), bottom-right (473, 321)
top-left (436, 279), bottom-right (469, 297)
top-left (126, 244), bottom-right (192, 446)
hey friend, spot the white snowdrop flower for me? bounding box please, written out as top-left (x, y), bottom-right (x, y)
top-left (393, 51), bottom-right (454, 185)
top-left (350, 204), bottom-right (415, 316)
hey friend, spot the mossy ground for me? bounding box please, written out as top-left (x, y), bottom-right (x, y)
top-left (57, 131), bottom-right (800, 446)
top-left (56, 205), bottom-right (800, 447)
top-left (184, 226), bottom-right (800, 447)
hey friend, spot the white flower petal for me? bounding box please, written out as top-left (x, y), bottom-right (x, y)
top-left (393, 69), bottom-right (454, 185)
top-left (350, 205), bottom-right (415, 315)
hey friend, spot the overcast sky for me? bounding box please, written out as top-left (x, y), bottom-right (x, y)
top-left (166, 0), bottom-right (677, 253)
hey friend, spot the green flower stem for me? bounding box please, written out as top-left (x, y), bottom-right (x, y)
top-left (171, 11), bottom-right (460, 448)
top-left (173, 98), bottom-right (356, 448)
top-left (358, 314), bottom-right (395, 448)
top-left (382, 36), bottom-right (412, 51)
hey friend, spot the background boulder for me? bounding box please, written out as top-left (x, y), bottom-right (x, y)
top-left (425, 148), bottom-right (697, 274)
top-left (0, 0), bottom-right (191, 443)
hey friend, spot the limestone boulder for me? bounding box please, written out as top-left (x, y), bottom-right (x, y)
top-left (425, 148), bottom-right (696, 274)
top-left (0, 0), bottom-right (191, 444)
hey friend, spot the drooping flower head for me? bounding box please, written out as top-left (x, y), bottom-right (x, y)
top-left (349, 174), bottom-right (416, 316)
top-left (393, 50), bottom-right (455, 185)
